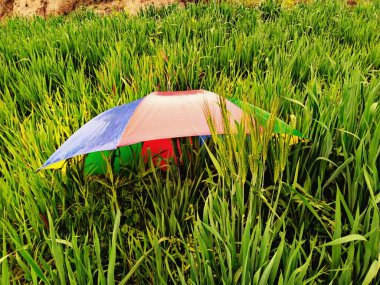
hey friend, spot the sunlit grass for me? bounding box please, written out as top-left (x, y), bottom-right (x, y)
top-left (0, 0), bottom-right (379, 283)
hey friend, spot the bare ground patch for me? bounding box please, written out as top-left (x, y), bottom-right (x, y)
top-left (0, 0), bottom-right (178, 19)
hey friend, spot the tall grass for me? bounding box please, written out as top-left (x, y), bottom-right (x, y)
top-left (0, 0), bottom-right (379, 283)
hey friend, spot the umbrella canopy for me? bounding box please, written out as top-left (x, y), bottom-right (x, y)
top-left (39, 90), bottom-right (305, 173)
top-left (40, 90), bottom-right (245, 171)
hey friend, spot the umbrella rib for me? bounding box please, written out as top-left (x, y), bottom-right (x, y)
top-left (115, 95), bottom-right (150, 148)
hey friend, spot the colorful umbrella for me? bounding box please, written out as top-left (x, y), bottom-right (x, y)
top-left (39, 90), bottom-right (304, 174)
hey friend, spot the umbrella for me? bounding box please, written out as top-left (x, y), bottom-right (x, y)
top-left (39, 90), bottom-right (304, 174)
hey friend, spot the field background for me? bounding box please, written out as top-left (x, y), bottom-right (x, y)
top-left (1, 0), bottom-right (379, 284)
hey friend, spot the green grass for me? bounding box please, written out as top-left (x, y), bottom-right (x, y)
top-left (0, 0), bottom-right (379, 283)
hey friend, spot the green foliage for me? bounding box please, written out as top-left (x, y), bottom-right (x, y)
top-left (0, 0), bottom-right (379, 283)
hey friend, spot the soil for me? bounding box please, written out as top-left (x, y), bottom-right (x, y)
top-left (0, 0), bottom-right (363, 20)
top-left (0, 0), bottom-right (179, 19)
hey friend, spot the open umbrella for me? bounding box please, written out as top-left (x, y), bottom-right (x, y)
top-left (39, 90), bottom-right (303, 173)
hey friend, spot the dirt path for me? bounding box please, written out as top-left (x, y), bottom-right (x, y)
top-left (0, 0), bottom-right (178, 18)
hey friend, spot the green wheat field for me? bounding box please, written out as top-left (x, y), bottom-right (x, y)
top-left (0, 0), bottom-right (379, 283)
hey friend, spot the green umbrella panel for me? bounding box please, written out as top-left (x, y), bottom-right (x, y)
top-left (230, 98), bottom-right (305, 138)
top-left (84, 143), bottom-right (142, 175)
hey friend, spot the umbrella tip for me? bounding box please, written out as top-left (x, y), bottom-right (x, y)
top-left (153, 89), bottom-right (206, 96)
